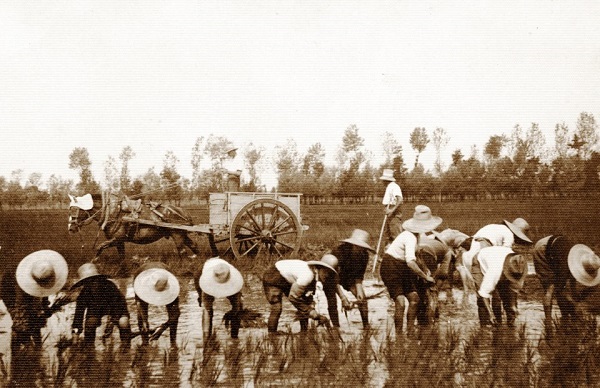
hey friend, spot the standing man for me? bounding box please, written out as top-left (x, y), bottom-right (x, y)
top-left (195, 257), bottom-right (244, 343)
top-left (469, 246), bottom-right (528, 327)
top-left (380, 168), bottom-right (403, 244)
top-left (133, 262), bottom-right (181, 347)
top-left (222, 146), bottom-right (243, 192)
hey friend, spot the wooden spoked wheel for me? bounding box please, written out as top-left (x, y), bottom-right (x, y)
top-left (229, 199), bottom-right (302, 260)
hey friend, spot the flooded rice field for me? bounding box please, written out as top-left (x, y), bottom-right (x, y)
top-left (0, 274), bottom-right (592, 387)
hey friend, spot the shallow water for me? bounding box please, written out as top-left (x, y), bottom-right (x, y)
top-left (0, 276), bottom-right (556, 387)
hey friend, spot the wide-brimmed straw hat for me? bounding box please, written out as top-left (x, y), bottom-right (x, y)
top-left (199, 257), bottom-right (244, 298)
top-left (71, 263), bottom-right (108, 289)
top-left (402, 205), bottom-right (443, 234)
top-left (16, 250), bottom-right (68, 297)
top-left (568, 244), bottom-right (600, 287)
top-left (432, 229), bottom-right (470, 248)
top-left (134, 267), bottom-right (180, 305)
top-left (379, 169), bottom-right (396, 182)
top-left (340, 229), bottom-right (375, 252)
top-left (503, 218), bottom-right (532, 244)
top-left (502, 253), bottom-right (528, 292)
top-left (307, 254), bottom-right (339, 275)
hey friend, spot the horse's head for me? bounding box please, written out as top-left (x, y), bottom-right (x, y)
top-left (68, 193), bottom-right (100, 233)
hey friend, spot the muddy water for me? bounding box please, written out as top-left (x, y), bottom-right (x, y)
top-left (0, 276), bottom-right (551, 387)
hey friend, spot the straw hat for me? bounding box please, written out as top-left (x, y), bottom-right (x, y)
top-left (199, 257), bottom-right (244, 298)
top-left (432, 228), bottom-right (470, 248)
top-left (16, 250), bottom-right (68, 297)
top-left (71, 263), bottom-right (107, 289)
top-left (134, 267), bottom-right (180, 305)
top-left (307, 254), bottom-right (339, 274)
top-left (340, 229), bottom-right (375, 252)
top-left (502, 253), bottom-right (528, 292)
top-left (402, 205), bottom-right (443, 234)
top-left (379, 169), bottom-right (396, 182)
top-left (568, 244), bottom-right (600, 287)
top-left (503, 218), bottom-right (532, 243)
top-left (225, 147), bottom-right (238, 154)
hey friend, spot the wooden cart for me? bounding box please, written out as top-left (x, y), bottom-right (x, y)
top-left (124, 192), bottom-right (306, 260)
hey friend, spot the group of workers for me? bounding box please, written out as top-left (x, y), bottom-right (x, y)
top-left (2, 168), bottom-right (600, 355)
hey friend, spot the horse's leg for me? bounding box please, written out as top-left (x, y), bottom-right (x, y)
top-left (115, 241), bottom-right (129, 276)
top-left (183, 233), bottom-right (201, 257)
top-left (170, 233), bottom-right (192, 259)
top-left (93, 239), bottom-right (117, 262)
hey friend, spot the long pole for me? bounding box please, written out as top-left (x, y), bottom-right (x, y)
top-left (371, 214), bottom-right (388, 275)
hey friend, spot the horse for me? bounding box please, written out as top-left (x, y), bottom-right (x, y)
top-left (68, 192), bottom-right (202, 262)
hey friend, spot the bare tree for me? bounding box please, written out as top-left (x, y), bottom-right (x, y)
top-left (432, 127), bottom-right (450, 176)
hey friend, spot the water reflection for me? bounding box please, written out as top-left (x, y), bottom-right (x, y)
top-left (0, 276), bottom-right (566, 386)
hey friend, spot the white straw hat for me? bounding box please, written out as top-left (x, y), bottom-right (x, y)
top-left (402, 205), bottom-right (443, 234)
top-left (503, 218), bottom-right (532, 244)
top-left (340, 229), bottom-right (375, 252)
top-left (16, 250), bottom-right (68, 297)
top-left (134, 268), bottom-right (180, 305)
top-left (379, 169), bottom-right (396, 182)
top-left (199, 257), bottom-right (244, 298)
top-left (306, 255), bottom-right (339, 274)
top-left (568, 244), bottom-right (600, 287)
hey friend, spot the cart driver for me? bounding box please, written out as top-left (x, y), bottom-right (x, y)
top-left (222, 147), bottom-right (243, 192)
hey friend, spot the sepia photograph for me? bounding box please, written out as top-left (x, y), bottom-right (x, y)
top-left (1, 1), bottom-right (600, 386)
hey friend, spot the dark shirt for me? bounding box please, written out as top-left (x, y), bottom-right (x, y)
top-left (0, 266), bottom-right (50, 335)
top-left (72, 275), bottom-right (128, 331)
top-left (327, 243), bottom-right (369, 290)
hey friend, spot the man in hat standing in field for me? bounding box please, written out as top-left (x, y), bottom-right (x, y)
top-left (1, 250), bottom-right (68, 350)
top-left (380, 169), bottom-right (403, 244)
top-left (469, 246), bottom-right (528, 327)
top-left (458, 218), bottom-right (533, 292)
top-left (71, 263), bottom-right (132, 347)
top-left (221, 146), bottom-right (243, 192)
top-left (133, 262), bottom-right (181, 347)
top-left (380, 205), bottom-right (442, 336)
top-left (262, 257), bottom-right (338, 333)
top-left (320, 229), bottom-right (375, 329)
top-left (194, 257), bottom-right (244, 342)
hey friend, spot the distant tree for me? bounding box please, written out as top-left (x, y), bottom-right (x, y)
top-left (160, 151), bottom-right (182, 203)
top-left (68, 147), bottom-right (100, 194)
top-left (190, 136), bottom-right (205, 198)
top-left (302, 143), bottom-right (326, 177)
top-left (139, 168), bottom-right (162, 200)
top-left (409, 127), bottom-right (429, 169)
top-left (432, 127), bottom-right (450, 177)
top-left (119, 146), bottom-right (135, 194)
top-left (575, 112), bottom-right (599, 159)
top-left (203, 135), bottom-right (234, 191)
top-left (337, 125), bottom-right (370, 198)
top-left (483, 135), bottom-right (507, 162)
top-left (554, 122), bottom-right (571, 159)
top-left (381, 132), bottom-right (403, 167)
top-left (6, 171), bottom-right (25, 209)
top-left (47, 174), bottom-right (73, 207)
top-left (274, 138), bottom-right (301, 191)
top-left (451, 149), bottom-right (464, 167)
top-left (242, 142), bottom-right (266, 191)
top-left (0, 176), bottom-right (6, 210)
top-left (103, 156), bottom-right (120, 192)
top-left (525, 122), bottom-right (546, 161)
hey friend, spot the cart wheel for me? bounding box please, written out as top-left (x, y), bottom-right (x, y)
top-left (230, 198), bottom-right (302, 260)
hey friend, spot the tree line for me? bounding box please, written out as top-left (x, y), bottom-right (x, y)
top-left (1, 112), bottom-right (599, 209)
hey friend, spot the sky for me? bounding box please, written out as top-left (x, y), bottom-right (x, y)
top-left (1, 1), bottom-right (599, 191)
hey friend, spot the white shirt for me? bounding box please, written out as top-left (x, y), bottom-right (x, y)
top-left (275, 260), bottom-right (315, 287)
top-left (382, 181), bottom-right (403, 206)
top-left (476, 246), bottom-right (514, 298)
top-left (223, 156), bottom-right (244, 176)
top-left (385, 231), bottom-right (417, 262)
top-left (462, 224), bottom-right (515, 272)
